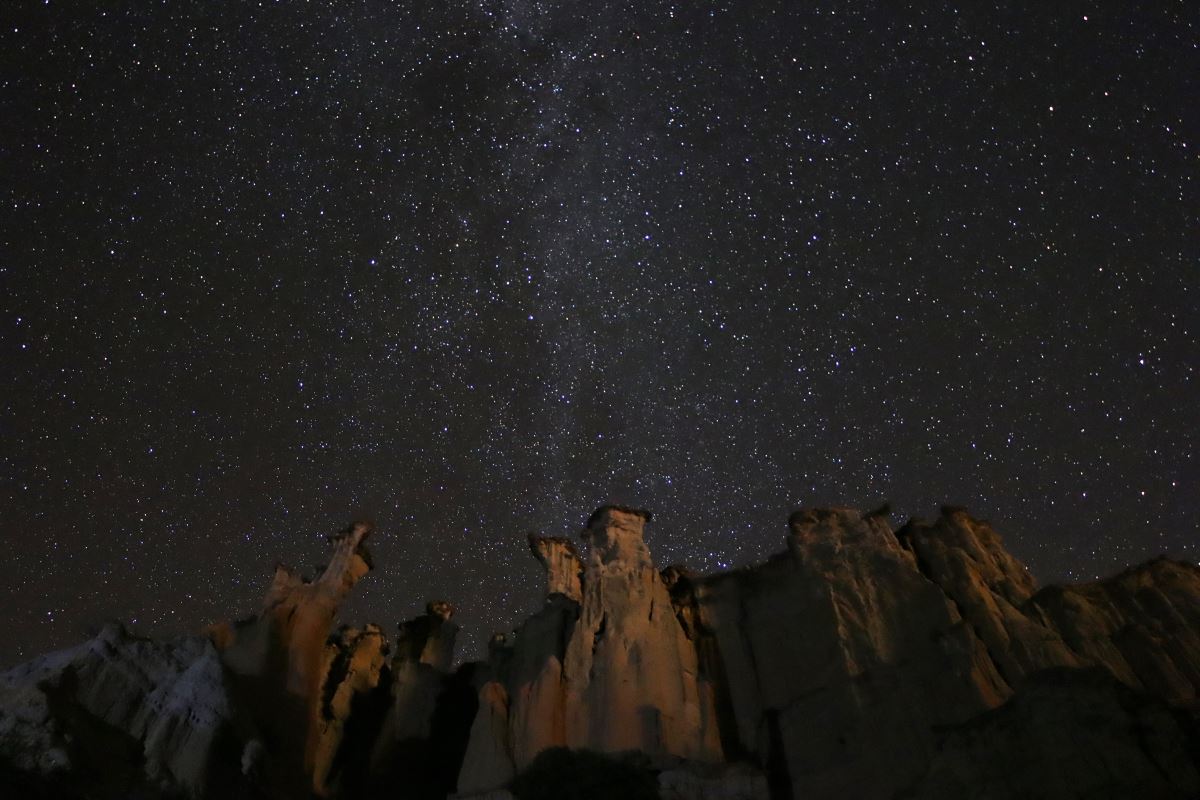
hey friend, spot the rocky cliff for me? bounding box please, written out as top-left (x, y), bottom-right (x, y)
top-left (1, 505), bottom-right (1197, 800)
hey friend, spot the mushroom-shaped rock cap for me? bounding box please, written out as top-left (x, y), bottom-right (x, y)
top-left (581, 505), bottom-right (655, 568)
top-left (585, 504), bottom-right (652, 529)
top-left (426, 600), bottom-right (455, 621)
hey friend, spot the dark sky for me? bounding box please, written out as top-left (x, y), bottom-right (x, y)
top-left (2, 2), bottom-right (1196, 666)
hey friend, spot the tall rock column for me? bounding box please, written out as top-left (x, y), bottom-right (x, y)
top-left (562, 506), bottom-right (723, 763)
top-left (215, 520), bottom-right (375, 791)
top-left (458, 535), bottom-right (584, 793)
top-left (312, 624), bottom-right (390, 795)
top-left (457, 507), bottom-right (724, 796)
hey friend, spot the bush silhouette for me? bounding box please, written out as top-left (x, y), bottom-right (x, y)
top-left (508, 747), bottom-right (659, 800)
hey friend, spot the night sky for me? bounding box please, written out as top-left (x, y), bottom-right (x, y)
top-left (2, 2), bottom-right (1196, 666)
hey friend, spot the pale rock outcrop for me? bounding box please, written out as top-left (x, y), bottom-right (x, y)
top-left (458, 506), bottom-right (727, 795)
top-left (373, 601), bottom-right (461, 758)
top-left (455, 547), bottom-right (575, 794)
top-left (219, 520), bottom-right (375, 693)
top-left (1025, 556), bottom-right (1200, 705)
top-left (897, 508), bottom-right (1200, 706)
top-left (685, 506), bottom-right (1200, 798)
top-left (3, 504), bottom-right (1200, 800)
top-left (0, 623), bottom-right (245, 798)
top-left (563, 506), bottom-right (723, 762)
top-left (456, 679), bottom-right (515, 795)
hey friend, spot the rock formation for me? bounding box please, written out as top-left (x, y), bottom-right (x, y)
top-left (212, 519), bottom-right (376, 795)
top-left (457, 506), bottom-right (725, 796)
top-left (1025, 556), bottom-right (1200, 705)
top-left (907, 667), bottom-right (1200, 798)
top-left (0, 623), bottom-right (247, 799)
top-left (368, 601), bottom-right (469, 790)
top-left (672, 507), bottom-right (1011, 797)
top-left (2, 504), bottom-right (1199, 800)
top-left (312, 624), bottom-right (390, 796)
top-left (527, 535), bottom-right (582, 602)
top-left (0, 521), bottom-right (382, 799)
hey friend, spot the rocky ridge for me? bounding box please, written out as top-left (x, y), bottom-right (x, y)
top-left (0, 505), bottom-right (1197, 799)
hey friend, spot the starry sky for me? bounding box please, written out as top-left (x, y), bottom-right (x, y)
top-left (2, 2), bottom-right (1196, 666)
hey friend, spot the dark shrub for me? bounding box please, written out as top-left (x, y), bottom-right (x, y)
top-left (509, 747), bottom-right (659, 800)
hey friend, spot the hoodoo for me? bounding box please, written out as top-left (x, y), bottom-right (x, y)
top-left (1, 506), bottom-right (1198, 799)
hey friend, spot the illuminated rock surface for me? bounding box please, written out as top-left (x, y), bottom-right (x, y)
top-left (1, 507), bottom-right (1198, 799)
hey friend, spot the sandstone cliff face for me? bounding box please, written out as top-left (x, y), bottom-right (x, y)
top-left (1025, 556), bottom-right (1200, 706)
top-left (685, 506), bottom-right (1200, 799)
top-left (894, 509), bottom-right (1082, 685)
top-left (686, 508), bottom-right (1010, 798)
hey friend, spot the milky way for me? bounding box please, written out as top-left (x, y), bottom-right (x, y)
top-left (2, 2), bottom-right (1196, 664)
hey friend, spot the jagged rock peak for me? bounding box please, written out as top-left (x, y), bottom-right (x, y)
top-left (261, 519), bottom-right (375, 609)
top-left (895, 506), bottom-right (1037, 606)
top-left (528, 534), bottom-right (583, 601)
top-left (321, 518), bottom-right (375, 579)
top-left (786, 505), bottom-right (903, 560)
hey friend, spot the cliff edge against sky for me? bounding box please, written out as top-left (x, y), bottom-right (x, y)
top-left (1, 506), bottom-right (1197, 799)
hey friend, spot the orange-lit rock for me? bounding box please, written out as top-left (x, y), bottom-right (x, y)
top-left (312, 624), bottom-right (389, 796)
top-left (217, 520), bottom-right (375, 792)
top-left (458, 506), bottom-right (725, 795)
top-left (528, 534), bottom-right (583, 602)
top-left (1026, 556), bottom-right (1200, 705)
